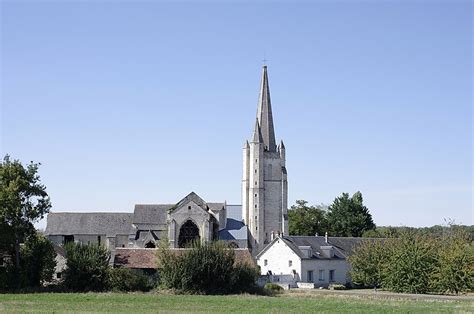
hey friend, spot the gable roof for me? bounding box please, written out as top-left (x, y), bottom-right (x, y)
top-left (114, 248), bottom-right (255, 269)
top-left (173, 192), bottom-right (208, 211)
top-left (132, 204), bottom-right (172, 226)
top-left (257, 235), bottom-right (369, 260)
top-left (45, 212), bottom-right (134, 236)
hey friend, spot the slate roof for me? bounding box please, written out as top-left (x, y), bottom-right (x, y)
top-left (114, 248), bottom-right (255, 269)
top-left (132, 204), bottom-right (172, 225)
top-left (218, 205), bottom-right (247, 241)
top-left (45, 212), bottom-right (134, 236)
top-left (258, 235), bottom-right (368, 260)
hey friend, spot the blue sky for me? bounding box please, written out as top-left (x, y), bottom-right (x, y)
top-left (1, 0), bottom-right (472, 229)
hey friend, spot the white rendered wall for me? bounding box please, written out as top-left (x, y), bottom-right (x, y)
top-left (257, 239), bottom-right (301, 280)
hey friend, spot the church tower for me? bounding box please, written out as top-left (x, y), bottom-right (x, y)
top-left (242, 65), bottom-right (288, 254)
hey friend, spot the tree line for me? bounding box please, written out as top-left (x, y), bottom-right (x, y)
top-left (349, 227), bottom-right (473, 294)
top-left (288, 191), bottom-right (376, 237)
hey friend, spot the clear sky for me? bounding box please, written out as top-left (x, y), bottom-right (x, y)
top-left (1, 0), bottom-right (472, 229)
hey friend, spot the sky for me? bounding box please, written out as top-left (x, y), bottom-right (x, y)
top-left (1, 0), bottom-right (472, 229)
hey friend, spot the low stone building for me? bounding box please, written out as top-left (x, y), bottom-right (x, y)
top-left (45, 192), bottom-right (247, 255)
top-left (256, 235), bottom-right (366, 288)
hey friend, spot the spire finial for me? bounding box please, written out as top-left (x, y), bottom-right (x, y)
top-left (262, 52), bottom-right (267, 66)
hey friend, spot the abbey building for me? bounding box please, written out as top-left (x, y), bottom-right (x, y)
top-left (45, 66), bottom-right (288, 255)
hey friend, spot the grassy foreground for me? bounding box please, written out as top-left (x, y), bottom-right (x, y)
top-left (0, 291), bottom-right (472, 313)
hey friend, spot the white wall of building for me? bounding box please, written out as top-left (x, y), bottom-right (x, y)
top-left (256, 238), bottom-right (301, 281)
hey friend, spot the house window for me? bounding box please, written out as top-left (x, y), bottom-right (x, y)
top-left (288, 260), bottom-right (292, 267)
top-left (188, 205), bottom-right (191, 210)
top-left (56, 272), bottom-right (62, 279)
top-left (264, 259), bottom-right (268, 266)
top-left (329, 270), bottom-right (335, 282)
top-left (319, 270), bottom-right (325, 281)
top-left (307, 270), bottom-right (313, 282)
top-left (97, 236), bottom-right (101, 245)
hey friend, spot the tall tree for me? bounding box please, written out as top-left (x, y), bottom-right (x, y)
top-left (0, 155), bottom-right (51, 273)
top-left (326, 191), bottom-right (375, 237)
top-left (288, 200), bottom-right (327, 236)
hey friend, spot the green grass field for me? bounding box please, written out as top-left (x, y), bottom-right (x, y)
top-left (0, 291), bottom-right (472, 313)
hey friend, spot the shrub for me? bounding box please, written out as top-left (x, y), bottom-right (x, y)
top-left (63, 243), bottom-right (110, 292)
top-left (348, 238), bottom-right (389, 289)
top-left (329, 284), bottom-right (346, 290)
top-left (383, 232), bottom-right (437, 294)
top-left (108, 268), bottom-right (154, 292)
top-left (430, 228), bottom-right (474, 294)
top-left (158, 241), bottom-right (258, 294)
top-left (20, 233), bottom-right (56, 287)
top-left (264, 283), bottom-right (283, 292)
top-left (231, 263), bottom-right (260, 293)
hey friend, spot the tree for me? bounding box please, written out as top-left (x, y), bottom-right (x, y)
top-left (326, 192), bottom-right (375, 237)
top-left (64, 243), bottom-right (110, 291)
top-left (20, 232), bottom-right (56, 287)
top-left (348, 239), bottom-right (390, 289)
top-left (383, 231), bottom-right (437, 294)
top-left (288, 200), bottom-right (327, 236)
top-left (430, 228), bottom-right (474, 294)
top-left (0, 155), bottom-right (51, 274)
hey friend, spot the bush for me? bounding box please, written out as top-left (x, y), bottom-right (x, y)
top-left (108, 268), bottom-right (154, 292)
top-left (158, 241), bottom-right (258, 294)
top-left (20, 233), bottom-right (56, 287)
top-left (329, 284), bottom-right (346, 290)
top-left (63, 243), bottom-right (110, 292)
top-left (348, 225), bottom-right (474, 295)
top-left (231, 263), bottom-right (260, 293)
top-left (264, 283), bottom-right (283, 292)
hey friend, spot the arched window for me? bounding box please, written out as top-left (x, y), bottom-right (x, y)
top-left (178, 220), bottom-right (200, 248)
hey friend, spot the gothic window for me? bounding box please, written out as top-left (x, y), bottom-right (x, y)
top-left (178, 220), bottom-right (200, 248)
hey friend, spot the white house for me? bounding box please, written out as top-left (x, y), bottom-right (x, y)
top-left (256, 234), bottom-right (366, 288)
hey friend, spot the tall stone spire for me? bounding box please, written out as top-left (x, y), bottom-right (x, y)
top-left (256, 65), bottom-right (277, 152)
top-left (252, 118), bottom-right (264, 143)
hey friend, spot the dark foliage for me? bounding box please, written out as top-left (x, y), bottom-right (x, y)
top-left (108, 268), bottom-right (155, 292)
top-left (326, 192), bottom-right (375, 237)
top-left (158, 241), bottom-right (259, 294)
top-left (63, 243), bottom-right (110, 292)
top-left (20, 232), bottom-right (56, 287)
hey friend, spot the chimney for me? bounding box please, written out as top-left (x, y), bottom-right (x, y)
top-left (325, 232), bottom-right (328, 243)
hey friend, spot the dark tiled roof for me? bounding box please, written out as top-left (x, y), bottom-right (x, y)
top-left (283, 236), bottom-right (368, 259)
top-left (114, 248), bottom-right (255, 269)
top-left (132, 204), bottom-right (172, 225)
top-left (45, 212), bottom-right (134, 236)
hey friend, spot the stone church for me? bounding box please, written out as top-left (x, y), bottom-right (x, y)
top-left (45, 65), bottom-right (288, 255)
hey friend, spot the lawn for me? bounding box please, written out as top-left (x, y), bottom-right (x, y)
top-left (0, 291), bottom-right (472, 313)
